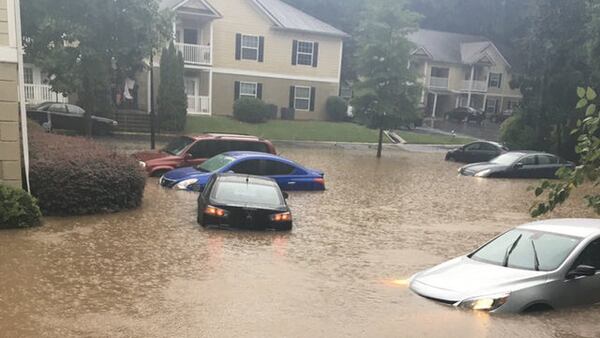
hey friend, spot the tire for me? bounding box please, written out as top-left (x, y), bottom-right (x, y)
top-left (151, 169), bottom-right (169, 178)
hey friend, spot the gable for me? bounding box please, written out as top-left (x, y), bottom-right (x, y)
top-left (410, 47), bottom-right (433, 59)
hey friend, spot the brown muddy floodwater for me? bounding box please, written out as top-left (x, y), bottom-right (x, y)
top-left (1, 144), bottom-right (599, 338)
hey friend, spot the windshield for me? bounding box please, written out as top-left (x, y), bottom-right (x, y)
top-left (212, 181), bottom-right (283, 207)
top-left (163, 137), bottom-right (194, 156)
top-left (470, 229), bottom-right (581, 271)
top-left (490, 153), bottom-right (523, 165)
top-left (196, 155), bottom-right (235, 173)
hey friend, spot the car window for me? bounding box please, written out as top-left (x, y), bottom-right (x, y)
top-left (480, 143), bottom-right (498, 151)
top-left (491, 153), bottom-right (523, 165)
top-left (163, 136), bottom-right (195, 156)
top-left (537, 155), bottom-right (559, 165)
top-left (464, 143), bottom-right (481, 151)
top-left (520, 155), bottom-right (537, 165)
top-left (264, 160), bottom-right (296, 175)
top-left (232, 141), bottom-right (269, 153)
top-left (196, 155), bottom-right (236, 172)
top-left (66, 104), bottom-right (85, 115)
top-left (189, 141), bottom-right (218, 159)
top-left (230, 159), bottom-right (262, 175)
top-left (212, 181), bottom-right (283, 207)
top-left (49, 104), bottom-right (67, 113)
top-left (573, 239), bottom-right (600, 269)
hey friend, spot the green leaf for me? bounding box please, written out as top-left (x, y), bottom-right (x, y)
top-left (587, 87), bottom-right (597, 101)
top-left (577, 87), bottom-right (586, 99)
top-left (587, 104), bottom-right (597, 117)
top-left (535, 187), bottom-right (544, 197)
top-left (576, 98), bottom-right (588, 109)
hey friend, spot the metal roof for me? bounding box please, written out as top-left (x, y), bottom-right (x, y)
top-left (519, 219), bottom-right (600, 238)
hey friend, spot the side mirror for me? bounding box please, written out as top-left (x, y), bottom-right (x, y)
top-left (567, 265), bottom-right (597, 279)
top-left (282, 192), bottom-right (289, 200)
top-left (514, 162), bottom-right (524, 169)
top-left (184, 153), bottom-right (193, 160)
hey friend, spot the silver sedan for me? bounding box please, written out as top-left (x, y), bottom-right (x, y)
top-left (409, 218), bottom-right (600, 313)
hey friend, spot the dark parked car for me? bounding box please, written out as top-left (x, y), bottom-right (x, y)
top-left (197, 174), bottom-right (293, 231)
top-left (459, 151), bottom-right (575, 179)
top-left (444, 107), bottom-right (485, 125)
top-left (27, 102), bottom-right (118, 134)
top-left (134, 134), bottom-right (277, 177)
top-left (446, 141), bottom-right (509, 163)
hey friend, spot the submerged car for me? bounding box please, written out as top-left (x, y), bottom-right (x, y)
top-left (410, 219), bottom-right (600, 314)
top-left (197, 174), bottom-right (293, 231)
top-left (27, 102), bottom-right (118, 135)
top-left (459, 151), bottom-right (574, 178)
top-left (446, 141), bottom-right (509, 163)
top-left (134, 134), bottom-right (276, 177)
top-left (160, 152), bottom-right (325, 191)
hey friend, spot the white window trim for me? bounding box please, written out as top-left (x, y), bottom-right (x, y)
top-left (489, 73), bottom-right (502, 88)
top-left (296, 41), bottom-right (314, 66)
top-left (486, 98), bottom-right (498, 113)
top-left (23, 66), bottom-right (33, 84)
top-left (294, 85), bottom-right (311, 111)
top-left (239, 81), bottom-right (258, 99)
top-left (241, 34), bottom-right (259, 61)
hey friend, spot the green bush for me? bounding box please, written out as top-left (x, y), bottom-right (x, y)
top-left (500, 114), bottom-right (538, 150)
top-left (233, 97), bottom-right (270, 123)
top-left (28, 126), bottom-right (146, 216)
top-left (326, 96), bottom-right (348, 122)
top-left (0, 185), bottom-right (42, 229)
top-left (158, 42), bottom-right (187, 132)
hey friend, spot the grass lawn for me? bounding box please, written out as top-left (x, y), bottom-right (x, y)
top-left (186, 116), bottom-right (472, 144)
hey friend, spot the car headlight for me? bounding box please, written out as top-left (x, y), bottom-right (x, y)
top-left (139, 161), bottom-right (146, 168)
top-left (457, 293), bottom-right (510, 311)
top-left (474, 169), bottom-right (492, 177)
top-left (175, 179), bottom-right (198, 190)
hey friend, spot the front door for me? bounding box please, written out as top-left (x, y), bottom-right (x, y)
top-left (554, 238), bottom-right (600, 308)
top-left (185, 77), bottom-right (198, 113)
top-left (183, 29), bottom-right (199, 45)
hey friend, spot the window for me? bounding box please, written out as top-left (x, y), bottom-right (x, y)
top-left (520, 155), bottom-right (537, 166)
top-left (239, 82), bottom-right (257, 99)
top-left (66, 104), bottom-right (85, 116)
top-left (294, 86), bottom-right (311, 111)
top-left (183, 29), bottom-right (198, 45)
top-left (188, 140), bottom-right (221, 159)
top-left (49, 104), bottom-right (67, 113)
top-left (573, 239), bottom-right (600, 269)
top-left (296, 41), bottom-right (314, 66)
top-left (24, 67), bottom-right (33, 84)
top-left (228, 141), bottom-right (269, 153)
top-left (489, 73), bottom-right (502, 88)
top-left (464, 143), bottom-right (481, 151)
top-left (230, 159), bottom-right (262, 175)
top-left (241, 35), bottom-right (259, 60)
top-left (430, 67), bottom-right (449, 78)
top-left (264, 160), bottom-right (296, 176)
top-left (486, 98), bottom-right (498, 114)
top-left (212, 181), bottom-right (283, 207)
top-left (537, 155), bottom-right (559, 165)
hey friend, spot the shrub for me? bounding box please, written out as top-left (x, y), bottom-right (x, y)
top-left (0, 185), bottom-right (42, 229)
top-left (326, 96), bottom-right (348, 122)
top-left (28, 125), bottom-right (146, 216)
top-left (233, 97), bottom-right (270, 123)
top-left (500, 114), bottom-right (538, 150)
top-left (158, 42), bottom-right (187, 132)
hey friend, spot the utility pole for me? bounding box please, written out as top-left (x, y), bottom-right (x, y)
top-left (150, 50), bottom-right (156, 150)
top-left (376, 112), bottom-right (386, 158)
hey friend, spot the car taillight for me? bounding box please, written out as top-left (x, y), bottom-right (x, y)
top-left (204, 205), bottom-right (228, 217)
top-left (270, 212), bottom-right (292, 222)
top-left (313, 178), bottom-right (325, 185)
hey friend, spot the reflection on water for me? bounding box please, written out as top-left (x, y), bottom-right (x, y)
top-left (0, 145), bottom-right (597, 337)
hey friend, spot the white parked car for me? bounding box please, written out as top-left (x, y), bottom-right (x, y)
top-left (410, 219), bottom-right (600, 313)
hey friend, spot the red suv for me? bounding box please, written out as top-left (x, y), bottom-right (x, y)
top-left (134, 133), bottom-right (277, 176)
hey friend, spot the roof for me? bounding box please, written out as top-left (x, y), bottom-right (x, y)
top-left (408, 29), bottom-right (509, 67)
top-left (223, 151), bottom-right (289, 161)
top-left (160, 0), bottom-right (222, 17)
top-left (189, 133), bottom-right (262, 141)
top-left (519, 219), bottom-right (600, 238)
top-left (251, 0), bottom-right (349, 38)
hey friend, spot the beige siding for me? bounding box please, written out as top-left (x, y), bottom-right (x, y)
top-left (212, 73), bottom-right (339, 120)
top-left (0, 61), bottom-right (21, 188)
top-left (0, 0), bottom-right (8, 46)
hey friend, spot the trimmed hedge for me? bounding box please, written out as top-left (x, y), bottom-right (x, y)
top-left (326, 96), bottom-right (348, 122)
top-left (233, 98), bottom-right (270, 123)
top-left (0, 185), bottom-right (42, 229)
top-left (28, 123), bottom-right (146, 216)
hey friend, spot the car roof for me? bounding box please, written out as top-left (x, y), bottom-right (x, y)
top-left (188, 133), bottom-right (266, 142)
top-left (470, 141), bottom-right (504, 147)
top-left (221, 151), bottom-right (283, 160)
top-left (518, 219), bottom-right (600, 238)
top-left (215, 173), bottom-right (279, 186)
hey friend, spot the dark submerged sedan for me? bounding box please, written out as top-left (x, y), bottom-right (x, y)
top-left (446, 141), bottom-right (509, 163)
top-left (459, 151), bottom-right (575, 179)
top-left (27, 102), bottom-right (118, 134)
top-left (197, 174), bottom-right (293, 231)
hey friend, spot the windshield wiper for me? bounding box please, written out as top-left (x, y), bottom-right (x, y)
top-left (531, 240), bottom-right (540, 271)
top-left (503, 234), bottom-right (523, 267)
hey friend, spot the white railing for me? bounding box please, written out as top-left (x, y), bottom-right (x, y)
top-left (24, 84), bottom-right (68, 105)
top-left (462, 80), bottom-right (488, 92)
top-left (429, 76), bottom-right (449, 89)
top-left (175, 43), bottom-right (211, 65)
top-left (187, 95), bottom-right (210, 114)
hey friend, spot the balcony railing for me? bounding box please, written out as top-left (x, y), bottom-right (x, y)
top-left (187, 95), bottom-right (210, 114)
top-left (175, 43), bottom-right (211, 65)
top-left (429, 77), bottom-right (449, 89)
top-left (24, 84), bottom-right (68, 105)
top-left (462, 80), bottom-right (488, 92)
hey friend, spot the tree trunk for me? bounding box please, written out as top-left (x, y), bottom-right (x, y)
top-left (377, 128), bottom-right (383, 158)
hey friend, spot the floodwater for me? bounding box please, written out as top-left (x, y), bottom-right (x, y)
top-left (1, 144), bottom-right (598, 338)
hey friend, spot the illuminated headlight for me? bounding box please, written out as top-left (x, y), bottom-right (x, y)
top-left (139, 161), bottom-right (146, 168)
top-left (457, 293), bottom-right (510, 311)
top-left (112, 121), bottom-right (118, 126)
top-left (175, 179), bottom-right (198, 190)
top-left (474, 169), bottom-right (492, 177)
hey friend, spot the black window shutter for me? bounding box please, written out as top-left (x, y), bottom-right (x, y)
top-left (258, 36), bottom-right (265, 62)
top-left (289, 86), bottom-right (295, 108)
top-left (235, 33), bottom-right (242, 60)
top-left (234, 81), bottom-right (240, 100)
top-left (292, 40), bottom-right (298, 65)
top-left (498, 74), bottom-right (502, 88)
top-left (257, 83), bottom-right (263, 100)
top-left (312, 42), bottom-right (319, 67)
top-left (309, 87), bottom-right (316, 111)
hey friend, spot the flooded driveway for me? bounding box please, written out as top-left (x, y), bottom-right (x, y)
top-left (0, 145), bottom-right (598, 337)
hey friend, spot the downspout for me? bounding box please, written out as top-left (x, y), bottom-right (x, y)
top-left (15, 0), bottom-right (30, 192)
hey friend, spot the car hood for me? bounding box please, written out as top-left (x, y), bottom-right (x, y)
top-left (163, 166), bottom-right (208, 181)
top-left (460, 162), bottom-right (507, 175)
top-left (410, 257), bottom-right (547, 302)
top-left (134, 151), bottom-right (175, 162)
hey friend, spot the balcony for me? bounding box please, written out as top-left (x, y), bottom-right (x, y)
top-left (24, 84), bottom-right (68, 105)
top-left (187, 95), bottom-right (210, 114)
top-left (175, 43), bottom-right (211, 65)
top-left (429, 77), bottom-right (449, 89)
top-left (462, 80), bottom-right (488, 92)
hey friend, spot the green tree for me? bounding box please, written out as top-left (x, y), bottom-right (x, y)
top-left (157, 43), bottom-right (187, 132)
top-left (351, 0), bottom-right (421, 157)
top-left (531, 87), bottom-right (600, 217)
top-left (21, 0), bottom-right (171, 133)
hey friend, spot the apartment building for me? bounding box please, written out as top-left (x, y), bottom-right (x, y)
top-left (408, 29), bottom-right (523, 118)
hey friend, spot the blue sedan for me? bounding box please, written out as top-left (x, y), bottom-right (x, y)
top-left (159, 151), bottom-right (325, 191)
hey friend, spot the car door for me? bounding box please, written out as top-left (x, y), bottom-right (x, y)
top-left (185, 140), bottom-right (220, 167)
top-left (512, 155), bottom-right (538, 178)
top-left (556, 238), bottom-right (600, 308)
top-left (536, 155), bottom-right (561, 179)
top-left (462, 143), bottom-right (484, 163)
top-left (47, 104), bottom-right (70, 130)
top-left (479, 143), bottom-right (502, 162)
top-left (65, 104), bottom-right (87, 132)
top-left (228, 159), bottom-right (262, 176)
top-left (263, 160), bottom-right (299, 190)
